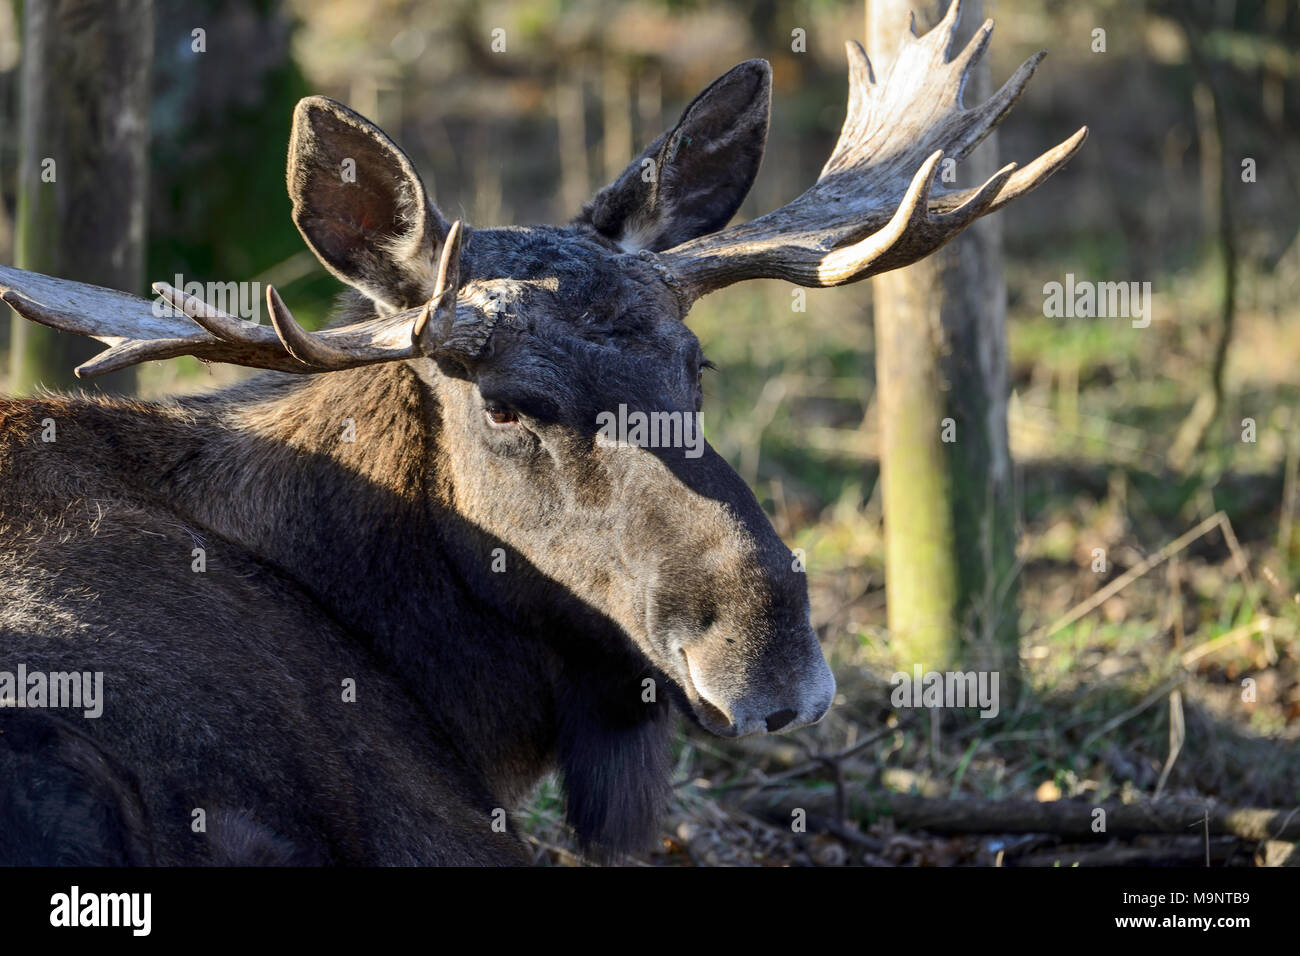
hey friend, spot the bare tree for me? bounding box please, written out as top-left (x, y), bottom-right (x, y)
top-left (7, 0), bottom-right (153, 395)
top-left (1168, 3), bottom-right (1239, 470)
top-left (867, 0), bottom-right (1021, 676)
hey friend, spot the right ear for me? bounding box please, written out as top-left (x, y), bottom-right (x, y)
top-left (288, 96), bottom-right (451, 311)
top-left (576, 60), bottom-right (771, 252)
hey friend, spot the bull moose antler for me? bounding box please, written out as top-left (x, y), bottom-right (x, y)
top-left (0, 221), bottom-right (472, 378)
top-left (658, 1), bottom-right (1087, 299)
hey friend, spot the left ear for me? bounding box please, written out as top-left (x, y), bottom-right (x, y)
top-left (287, 96), bottom-right (452, 312)
top-left (576, 59), bottom-right (771, 252)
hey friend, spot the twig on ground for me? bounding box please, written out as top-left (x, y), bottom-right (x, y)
top-left (1153, 688), bottom-right (1185, 799)
top-left (1080, 672), bottom-right (1187, 751)
top-left (1180, 616), bottom-right (1275, 667)
top-left (724, 724), bottom-right (899, 800)
top-left (1033, 512), bottom-right (1229, 642)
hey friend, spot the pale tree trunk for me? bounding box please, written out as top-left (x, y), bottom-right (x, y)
top-left (8, 0), bottom-right (153, 395)
top-left (867, 0), bottom-right (1019, 677)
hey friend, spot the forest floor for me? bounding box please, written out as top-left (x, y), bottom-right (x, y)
top-left (519, 296), bottom-right (1300, 867)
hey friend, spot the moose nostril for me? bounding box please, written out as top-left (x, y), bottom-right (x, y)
top-left (765, 708), bottom-right (797, 733)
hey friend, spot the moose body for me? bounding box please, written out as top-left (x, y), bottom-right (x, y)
top-left (1, 370), bottom-right (554, 865)
top-left (0, 3), bottom-right (1083, 865)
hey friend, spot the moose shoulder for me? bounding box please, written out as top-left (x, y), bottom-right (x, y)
top-left (0, 6), bottom-right (1084, 865)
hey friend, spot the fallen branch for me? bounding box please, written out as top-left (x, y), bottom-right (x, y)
top-left (1033, 511), bottom-right (1234, 642)
top-left (1009, 837), bottom-right (1242, 867)
top-left (740, 791), bottom-right (1300, 842)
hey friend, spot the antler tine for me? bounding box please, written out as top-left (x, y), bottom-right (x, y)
top-left (816, 150), bottom-right (946, 286)
top-left (265, 285), bottom-right (352, 369)
top-left (153, 282), bottom-right (272, 345)
top-left (413, 220), bottom-right (464, 352)
top-left (816, 151), bottom-right (1017, 286)
top-left (659, 0), bottom-right (1088, 299)
top-left (76, 337), bottom-right (211, 378)
top-left (156, 280), bottom-right (328, 372)
top-left (982, 126), bottom-right (1089, 215)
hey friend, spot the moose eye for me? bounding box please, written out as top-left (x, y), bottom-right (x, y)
top-left (484, 403), bottom-right (519, 426)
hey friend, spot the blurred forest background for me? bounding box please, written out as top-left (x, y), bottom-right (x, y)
top-left (1, 0), bottom-right (1298, 866)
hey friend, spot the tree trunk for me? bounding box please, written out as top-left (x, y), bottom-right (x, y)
top-left (555, 60), bottom-right (590, 219)
top-left (1168, 9), bottom-right (1238, 471)
top-left (8, 0), bottom-right (153, 395)
top-left (867, 0), bottom-right (1019, 676)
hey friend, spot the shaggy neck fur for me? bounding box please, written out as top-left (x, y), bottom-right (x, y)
top-left (14, 361), bottom-right (671, 857)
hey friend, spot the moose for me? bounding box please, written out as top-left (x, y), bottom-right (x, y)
top-left (0, 5), bottom-right (1084, 864)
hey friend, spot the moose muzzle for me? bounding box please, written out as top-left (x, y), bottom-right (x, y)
top-left (669, 625), bottom-right (835, 738)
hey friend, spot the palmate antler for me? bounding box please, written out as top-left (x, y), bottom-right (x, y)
top-left (658, 0), bottom-right (1087, 300)
top-left (0, 222), bottom-right (479, 379)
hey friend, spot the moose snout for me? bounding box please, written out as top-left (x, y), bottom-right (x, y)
top-left (671, 632), bottom-right (835, 738)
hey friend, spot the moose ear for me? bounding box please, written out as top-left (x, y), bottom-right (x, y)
top-left (288, 96), bottom-right (451, 311)
top-left (576, 60), bottom-right (770, 252)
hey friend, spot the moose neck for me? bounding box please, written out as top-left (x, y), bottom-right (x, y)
top-left (155, 363), bottom-right (542, 791)
top-left (157, 361), bottom-right (670, 844)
